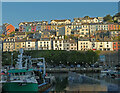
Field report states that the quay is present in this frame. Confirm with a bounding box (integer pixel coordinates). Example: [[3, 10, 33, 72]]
[[45, 68, 101, 73]]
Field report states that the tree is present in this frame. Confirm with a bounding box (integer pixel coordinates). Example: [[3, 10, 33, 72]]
[[103, 14, 113, 22], [113, 12, 120, 17], [15, 28, 19, 32], [84, 16, 90, 19]]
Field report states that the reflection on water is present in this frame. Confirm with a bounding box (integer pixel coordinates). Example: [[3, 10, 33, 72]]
[[49, 73, 120, 93]]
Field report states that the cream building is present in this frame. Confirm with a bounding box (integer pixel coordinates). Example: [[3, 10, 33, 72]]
[[78, 40, 92, 51], [37, 39, 51, 50], [50, 19, 71, 25], [25, 39, 36, 50], [53, 36, 64, 50], [78, 24, 89, 37], [15, 39, 26, 51], [73, 17, 99, 23], [3, 38, 15, 52], [95, 41, 113, 51]]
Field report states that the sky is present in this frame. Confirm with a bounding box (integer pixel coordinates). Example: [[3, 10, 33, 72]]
[[1, 0, 120, 2], [2, 2, 118, 28]]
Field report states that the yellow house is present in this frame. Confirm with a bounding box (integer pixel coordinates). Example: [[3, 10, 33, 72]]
[[15, 39, 26, 51]]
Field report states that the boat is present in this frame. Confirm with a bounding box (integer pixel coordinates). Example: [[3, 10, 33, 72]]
[[100, 69, 118, 78], [2, 48, 51, 93], [109, 71, 120, 79]]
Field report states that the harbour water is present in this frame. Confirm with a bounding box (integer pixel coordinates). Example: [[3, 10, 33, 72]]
[[48, 73, 120, 93]]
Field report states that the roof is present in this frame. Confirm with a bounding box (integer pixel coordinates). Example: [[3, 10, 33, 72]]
[[70, 40, 77, 43], [8, 69, 34, 73], [15, 32, 26, 35], [26, 39, 37, 42], [51, 19, 71, 22]]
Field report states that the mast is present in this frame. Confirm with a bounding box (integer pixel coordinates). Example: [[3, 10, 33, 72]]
[[17, 48, 23, 69]]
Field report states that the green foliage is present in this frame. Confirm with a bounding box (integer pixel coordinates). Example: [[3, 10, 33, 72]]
[[84, 16, 90, 19], [2, 50, 99, 66], [2, 51, 18, 66], [103, 14, 113, 22], [113, 12, 120, 17]]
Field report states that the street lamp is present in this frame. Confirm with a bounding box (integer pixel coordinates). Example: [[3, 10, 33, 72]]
[[67, 62, 69, 66]]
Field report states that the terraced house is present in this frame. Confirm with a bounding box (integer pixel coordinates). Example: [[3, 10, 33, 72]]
[[63, 39, 77, 51], [108, 23, 119, 31], [95, 41, 113, 51], [73, 17, 103, 24], [53, 36, 64, 50], [19, 21, 48, 32], [25, 39, 37, 50], [3, 37, 15, 51], [50, 19, 71, 25], [78, 40, 92, 51], [15, 39, 26, 51], [37, 38, 51, 50]]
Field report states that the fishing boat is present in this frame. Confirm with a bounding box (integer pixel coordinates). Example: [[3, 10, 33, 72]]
[[2, 48, 51, 93]]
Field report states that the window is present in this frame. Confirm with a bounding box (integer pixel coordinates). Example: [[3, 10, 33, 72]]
[[107, 45, 109, 47], [28, 45, 30, 47], [99, 49, 102, 50], [28, 42, 30, 44], [60, 44, 62, 46]]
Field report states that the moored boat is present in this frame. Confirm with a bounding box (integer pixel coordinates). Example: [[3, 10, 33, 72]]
[[2, 48, 51, 93]]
